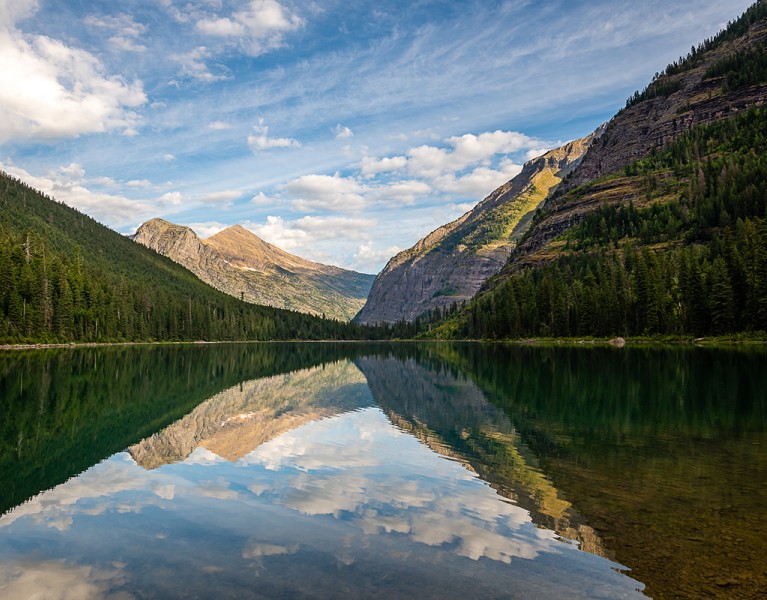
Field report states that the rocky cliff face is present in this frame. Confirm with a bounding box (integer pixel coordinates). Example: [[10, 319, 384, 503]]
[[133, 219, 374, 321], [355, 133, 600, 324], [506, 17, 767, 274], [567, 19, 767, 190]]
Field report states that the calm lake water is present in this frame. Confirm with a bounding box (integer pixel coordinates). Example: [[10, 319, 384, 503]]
[[0, 343, 765, 599]]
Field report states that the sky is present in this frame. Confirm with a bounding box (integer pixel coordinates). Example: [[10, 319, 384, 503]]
[[0, 0, 755, 273]]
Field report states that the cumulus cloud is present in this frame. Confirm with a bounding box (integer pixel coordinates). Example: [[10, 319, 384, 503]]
[[242, 215, 308, 252], [0, 3, 146, 141], [333, 124, 353, 139], [195, 0, 302, 56], [372, 180, 431, 206], [208, 121, 231, 130], [354, 242, 402, 269], [243, 214, 374, 253], [159, 191, 183, 206], [359, 155, 407, 178], [432, 161, 523, 197], [406, 130, 540, 179], [163, 153, 176, 162], [283, 173, 364, 212], [247, 118, 300, 151]]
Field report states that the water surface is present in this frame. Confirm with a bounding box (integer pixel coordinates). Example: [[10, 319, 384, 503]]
[[1, 343, 764, 598]]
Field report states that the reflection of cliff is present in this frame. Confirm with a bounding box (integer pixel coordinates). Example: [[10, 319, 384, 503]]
[[129, 361, 372, 468], [355, 356, 605, 557]]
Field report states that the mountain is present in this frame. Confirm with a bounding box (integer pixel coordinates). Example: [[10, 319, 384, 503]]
[[133, 219, 374, 321], [433, 1, 767, 339], [0, 172, 360, 343], [356, 133, 600, 325]]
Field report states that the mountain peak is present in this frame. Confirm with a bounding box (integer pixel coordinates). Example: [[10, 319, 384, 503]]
[[133, 217, 375, 320]]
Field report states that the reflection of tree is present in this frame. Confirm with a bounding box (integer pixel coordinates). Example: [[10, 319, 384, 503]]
[[425, 343, 767, 600], [0, 342, 362, 515], [129, 361, 372, 468], [356, 355, 607, 557]]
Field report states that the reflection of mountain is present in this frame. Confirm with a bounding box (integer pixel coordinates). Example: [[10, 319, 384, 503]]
[[355, 355, 606, 557], [129, 361, 373, 468]]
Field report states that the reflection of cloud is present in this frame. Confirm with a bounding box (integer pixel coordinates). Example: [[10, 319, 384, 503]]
[[0, 453, 173, 531], [0, 559, 133, 600], [242, 408, 555, 564], [242, 541, 298, 559], [183, 447, 226, 466]]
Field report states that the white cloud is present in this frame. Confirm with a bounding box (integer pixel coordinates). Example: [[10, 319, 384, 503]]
[[242, 215, 374, 256], [406, 130, 540, 179], [208, 121, 231, 130], [159, 191, 183, 206], [525, 146, 552, 161], [0, 4, 146, 141], [84, 13, 148, 53], [283, 173, 364, 212], [247, 118, 300, 151], [171, 46, 230, 83], [372, 180, 431, 205], [195, 0, 302, 56], [359, 155, 407, 178], [188, 221, 228, 239], [127, 179, 151, 188], [432, 161, 523, 197], [250, 191, 273, 206], [200, 189, 242, 206], [354, 242, 402, 269], [243, 215, 309, 252], [333, 123, 353, 139], [163, 153, 176, 162]]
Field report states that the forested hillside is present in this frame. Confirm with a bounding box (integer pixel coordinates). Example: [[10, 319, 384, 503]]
[[0, 173, 369, 343], [435, 104, 767, 339]]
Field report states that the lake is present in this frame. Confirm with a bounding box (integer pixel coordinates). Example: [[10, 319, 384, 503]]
[[0, 343, 765, 599]]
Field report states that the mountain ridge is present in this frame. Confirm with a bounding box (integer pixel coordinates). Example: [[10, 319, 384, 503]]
[[133, 218, 374, 321]]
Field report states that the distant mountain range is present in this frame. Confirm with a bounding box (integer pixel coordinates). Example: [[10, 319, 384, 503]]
[[356, 133, 601, 325], [133, 219, 374, 321]]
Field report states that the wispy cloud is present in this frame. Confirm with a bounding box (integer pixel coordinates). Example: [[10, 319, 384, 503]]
[[84, 13, 148, 53], [248, 118, 301, 152]]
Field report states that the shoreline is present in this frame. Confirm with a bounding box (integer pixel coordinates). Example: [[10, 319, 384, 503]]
[[2, 335, 766, 351]]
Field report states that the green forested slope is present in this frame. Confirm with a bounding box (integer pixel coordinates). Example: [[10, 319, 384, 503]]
[[0, 173, 365, 342], [434, 99, 767, 339]]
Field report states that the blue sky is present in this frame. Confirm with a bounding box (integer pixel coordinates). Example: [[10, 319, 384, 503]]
[[0, 0, 753, 272]]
